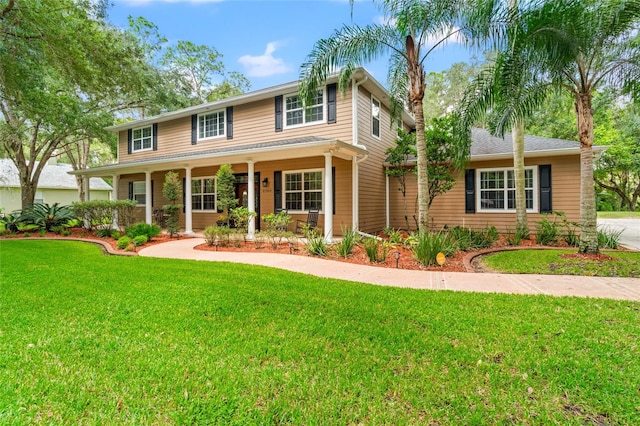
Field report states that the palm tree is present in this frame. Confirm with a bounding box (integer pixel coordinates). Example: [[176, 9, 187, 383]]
[[462, 0, 640, 254], [299, 0, 499, 231]]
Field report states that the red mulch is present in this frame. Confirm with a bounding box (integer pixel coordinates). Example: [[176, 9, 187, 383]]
[[194, 240, 468, 272]]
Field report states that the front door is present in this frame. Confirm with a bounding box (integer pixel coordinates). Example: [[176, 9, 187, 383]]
[[234, 173, 260, 230]]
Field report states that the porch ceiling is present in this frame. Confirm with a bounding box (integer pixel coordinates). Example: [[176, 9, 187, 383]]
[[71, 137, 367, 177]]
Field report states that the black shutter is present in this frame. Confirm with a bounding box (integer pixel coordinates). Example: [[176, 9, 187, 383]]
[[226, 106, 233, 139], [274, 171, 282, 211], [465, 169, 475, 213], [182, 177, 186, 213], [128, 182, 133, 200], [152, 123, 158, 151], [327, 83, 337, 124], [332, 166, 336, 215], [539, 165, 552, 213], [191, 114, 197, 145], [127, 129, 132, 154], [151, 180, 154, 207], [275, 95, 283, 132]]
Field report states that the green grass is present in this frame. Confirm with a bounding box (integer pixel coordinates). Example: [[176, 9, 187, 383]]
[[483, 249, 640, 277], [598, 211, 640, 218], [1, 240, 639, 424]]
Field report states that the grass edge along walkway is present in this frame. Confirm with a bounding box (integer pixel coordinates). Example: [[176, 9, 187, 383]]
[[1, 239, 639, 424]]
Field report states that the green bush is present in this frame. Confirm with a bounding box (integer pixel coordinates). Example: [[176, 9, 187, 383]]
[[448, 226, 498, 250], [38, 229, 46, 237], [20, 203, 75, 231], [117, 236, 131, 250], [506, 226, 529, 246], [363, 237, 392, 263], [60, 229, 72, 237], [535, 214, 560, 245], [0, 212, 24, 233], [411, 231, 456, 267], [304, 228, 328, 257], [73, 200, 138, 231], [230, 206, 256, 237], [111, 230, 121, 240], [336, 226, 360, 258], [96, 228, 114, 238], [383, 228, 404, 244], [203, 225, 232, 247], [125, 222, 161, 240], [598, 226, 623, 249], [262, 211, 292, 232], [132, 235, 148, 247]]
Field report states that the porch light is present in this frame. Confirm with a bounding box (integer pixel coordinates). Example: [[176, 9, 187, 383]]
[[262, 177, 269, 188]]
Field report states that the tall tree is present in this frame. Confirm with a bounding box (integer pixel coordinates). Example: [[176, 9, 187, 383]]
[[300, 0, 497, 231], [461, 0, 640, 253], [0, 0, 150, 208]]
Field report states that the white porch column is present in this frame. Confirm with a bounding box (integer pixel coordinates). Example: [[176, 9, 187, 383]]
[[145, 171, 152, 224], [324, 152, 334, 243], [84, 176, 91, 202], [247, 161, 255, 240], [111, 175, 119, 230], [184, 167, 194, 235]]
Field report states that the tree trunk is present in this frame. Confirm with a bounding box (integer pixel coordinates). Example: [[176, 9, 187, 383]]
[[576, 92, 598, 254], [512, 119, 528, 236], [406, 35, 428, 231]]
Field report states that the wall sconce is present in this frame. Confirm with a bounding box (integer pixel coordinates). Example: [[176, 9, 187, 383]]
[[262, 177, 269, 188]]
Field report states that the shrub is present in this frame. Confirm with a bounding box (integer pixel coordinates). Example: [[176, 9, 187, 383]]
[[336, 226, 360, 258], [411, 231, 456, 267], [535, 214, 560, 245], [125, 222, 161, 240], [253, 231, 267, 249], [262, 211, 292, 232], [203, 225, 232, 247], [305, 228, 328, 257], [162, 171, 183, 237], [21, 203, 75, 231], [96, 228, 114, 238], [448, 226, 498, 250], [0, 212, 24, 233], [364, 237, 392, 263], [598, 226, 623, 249], [230, 207, 256, 237], [117, 236, 131, 250], [506, 226, 529, 246], [73, 200, 138, 231], [133, 235, 149, 247], [38, 229, 46, 237], [23, 232, 32, 237], [60, 229, 72, 237], [384, 228, 404, 244], [111, 230, 122, 240]]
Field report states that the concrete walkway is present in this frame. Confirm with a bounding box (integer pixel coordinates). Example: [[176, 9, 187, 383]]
[[139, 238, 640, 301]]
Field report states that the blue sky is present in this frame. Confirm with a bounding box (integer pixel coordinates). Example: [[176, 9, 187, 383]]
[[110, 0, 475, 91]]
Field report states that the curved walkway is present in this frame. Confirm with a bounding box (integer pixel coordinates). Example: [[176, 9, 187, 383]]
[[139, 238, 640, 301]]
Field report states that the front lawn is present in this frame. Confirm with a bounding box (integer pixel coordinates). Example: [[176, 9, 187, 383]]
[[1, 240, 639, 424], [598, 211, 640, 218], [482, 249, 640, 277]]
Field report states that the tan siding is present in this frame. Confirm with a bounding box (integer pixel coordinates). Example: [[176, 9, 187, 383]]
[[118, 89, 354, 163], [389, 155, 581, 233], [357, 87, 396, 233]]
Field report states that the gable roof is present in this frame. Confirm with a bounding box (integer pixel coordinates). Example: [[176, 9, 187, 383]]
[[385, 128, 606, 165], [0, 159, 112, 191], [106, 68, 414, 132]]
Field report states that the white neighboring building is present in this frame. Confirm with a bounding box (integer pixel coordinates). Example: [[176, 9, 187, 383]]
[[0, 159, 112, 213]]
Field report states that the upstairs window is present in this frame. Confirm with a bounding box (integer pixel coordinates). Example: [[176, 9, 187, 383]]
[[371, 96, 381, 138], [198, 110, 225, 140], [285, 90, 324, 127], [478, 167, 536, 212], [132, 126, 153, 152], [284, 170, 323, 212]]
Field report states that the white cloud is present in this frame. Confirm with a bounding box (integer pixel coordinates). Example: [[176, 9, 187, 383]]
[[423, 25, 466, 48], [238, 42, 292, 78]]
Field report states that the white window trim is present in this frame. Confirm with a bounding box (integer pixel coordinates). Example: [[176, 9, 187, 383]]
[[133, 181, 146, 207], [197, 110, 226, 141], [371, 95, 381, 139], [191, 176, 218, 213], [283, 168, 324, 214], [131, 125, 153, 153], [283, 88, 326, 129], [476, 166, 538, 213]]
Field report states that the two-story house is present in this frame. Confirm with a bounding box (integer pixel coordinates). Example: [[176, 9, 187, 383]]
[[73, 68, 413, 241], [73, 67, 598, 240]]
